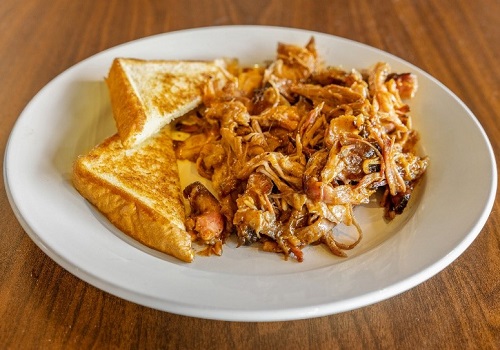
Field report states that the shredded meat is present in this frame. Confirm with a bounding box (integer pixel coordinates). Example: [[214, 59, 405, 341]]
[[174, 37, 428, 261]]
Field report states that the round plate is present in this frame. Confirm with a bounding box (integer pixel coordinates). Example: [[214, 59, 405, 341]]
[[4, 26, 496, 321]]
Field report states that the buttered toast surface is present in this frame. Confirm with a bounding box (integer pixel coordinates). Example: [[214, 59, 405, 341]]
[[73, 127, 194, 262], [107, 58, 226, 148]]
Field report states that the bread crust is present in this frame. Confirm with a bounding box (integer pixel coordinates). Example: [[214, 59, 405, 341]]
[[72, 131, 194, 263], [106, 59, 148, 148]]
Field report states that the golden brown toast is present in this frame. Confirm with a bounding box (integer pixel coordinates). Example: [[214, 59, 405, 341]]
[[73, 126, 194, 262], [106, 58, 227, 148]]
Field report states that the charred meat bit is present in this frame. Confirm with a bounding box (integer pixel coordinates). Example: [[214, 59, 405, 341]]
[[183, 182, 225, 254]]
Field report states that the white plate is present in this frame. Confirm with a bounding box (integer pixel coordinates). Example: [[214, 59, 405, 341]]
[[4, 26, 497, 321]]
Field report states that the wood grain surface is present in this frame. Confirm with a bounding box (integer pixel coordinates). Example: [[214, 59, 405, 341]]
[[1, 0, 499, 348]]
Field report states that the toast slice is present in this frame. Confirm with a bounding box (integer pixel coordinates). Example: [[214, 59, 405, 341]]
[[106, 58, 227, 148], [73, 126, 194, 262]]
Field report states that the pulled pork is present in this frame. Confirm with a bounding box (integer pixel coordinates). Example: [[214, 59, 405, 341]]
[[175, 38, 428, 261]]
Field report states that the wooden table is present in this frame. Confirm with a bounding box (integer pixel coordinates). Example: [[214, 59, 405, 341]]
[[1, 0, 499, 348]]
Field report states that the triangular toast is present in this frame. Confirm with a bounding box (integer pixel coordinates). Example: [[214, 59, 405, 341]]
[[106, 58, 227, 148], [73, 126, 194, 262]]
